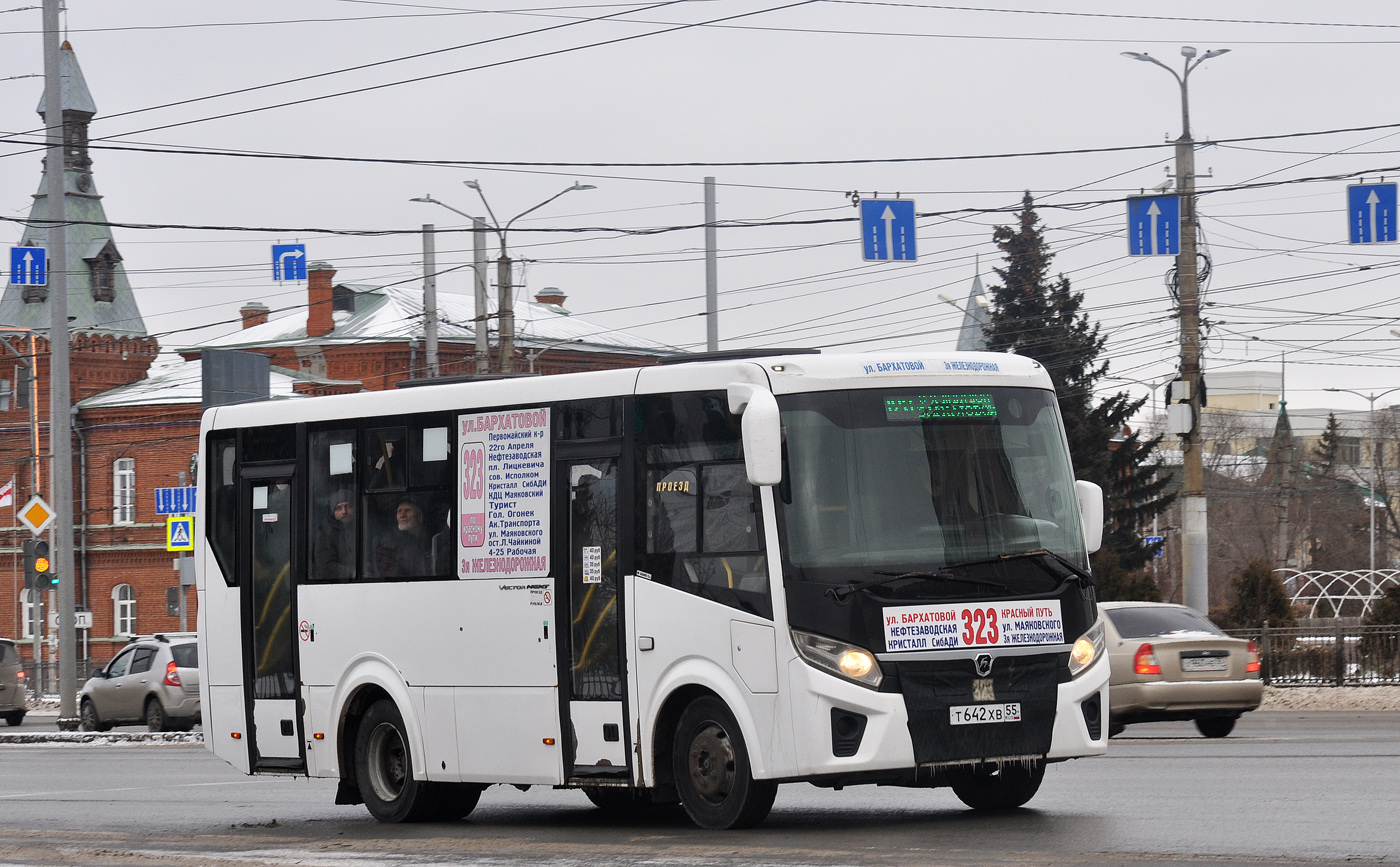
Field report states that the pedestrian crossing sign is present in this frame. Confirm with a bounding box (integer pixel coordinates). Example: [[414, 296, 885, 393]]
[[166, 515, 194, 551]]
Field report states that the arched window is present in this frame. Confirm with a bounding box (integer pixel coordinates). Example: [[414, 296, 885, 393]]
[[20, 589, 38, 639], [112, 584, 135, 636]]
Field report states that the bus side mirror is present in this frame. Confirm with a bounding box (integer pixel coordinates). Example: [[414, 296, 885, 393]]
[[1075, 479, 1104, 554], [727, 382, 783, 487]]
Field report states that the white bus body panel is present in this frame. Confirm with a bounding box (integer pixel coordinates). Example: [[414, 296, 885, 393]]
[[297, 579, 561, 784], [626, 573, 790, 784]]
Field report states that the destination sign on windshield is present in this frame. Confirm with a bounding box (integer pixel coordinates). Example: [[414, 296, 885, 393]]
[[885, 393, 998, 421]]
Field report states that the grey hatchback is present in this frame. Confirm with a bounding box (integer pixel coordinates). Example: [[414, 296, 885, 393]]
[[79, 633, 201, 732], [1, 638, 25, 726]]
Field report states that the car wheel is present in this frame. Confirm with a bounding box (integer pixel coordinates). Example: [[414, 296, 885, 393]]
[[947, 760, 1046, 810], [671, 696, 777, 830], [355, 698, 436, 822], [3, 710, 24, 726], [80, 699, 110, 733], [1108, 719, 1126, 738], [1195, 716, 1236, 738], [145, 698, 169, 732]]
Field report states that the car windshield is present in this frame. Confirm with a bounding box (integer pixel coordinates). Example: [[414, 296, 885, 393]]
[[170, 644, 198, 668], [1105, 606, 1223, 639], [774, 386, 1087, 595]]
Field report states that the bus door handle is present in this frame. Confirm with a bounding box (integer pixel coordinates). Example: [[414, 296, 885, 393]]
[[638, 636, 655, 651]]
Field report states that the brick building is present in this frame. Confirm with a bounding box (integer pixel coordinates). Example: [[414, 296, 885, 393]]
[[1, 44, 676, 678]]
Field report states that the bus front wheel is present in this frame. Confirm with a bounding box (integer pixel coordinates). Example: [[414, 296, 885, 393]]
[[355, 699, 438, 822], [671, 696, 777, 830]]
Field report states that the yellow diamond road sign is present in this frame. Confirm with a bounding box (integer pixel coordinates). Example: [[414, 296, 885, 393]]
[[17, 495, 54, 534], [166, 516, 194, 552]]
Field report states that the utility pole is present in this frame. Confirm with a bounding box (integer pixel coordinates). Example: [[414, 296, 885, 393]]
[[704, 177, 718, 352], [1124, 45, 1229, 614], [43, 0, 79, 729], [473, 217, 489, 374], [421, 224, 439, 377], [497, 246, 515, 374]]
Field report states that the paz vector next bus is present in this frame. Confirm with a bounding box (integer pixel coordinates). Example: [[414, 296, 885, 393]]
[[196, 350, 1109, 829]]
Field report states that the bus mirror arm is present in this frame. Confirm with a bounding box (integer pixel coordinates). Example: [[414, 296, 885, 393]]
[[727, 382, 783, 487], [1074, 479, 1104, 555]]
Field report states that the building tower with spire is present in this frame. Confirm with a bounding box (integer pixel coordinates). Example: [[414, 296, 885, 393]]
[[0, 41, 158, 404]]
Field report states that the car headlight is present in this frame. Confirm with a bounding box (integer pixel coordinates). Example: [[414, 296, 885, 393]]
[[1069, 618, 1105, 678], [791, 629, 884, 689]]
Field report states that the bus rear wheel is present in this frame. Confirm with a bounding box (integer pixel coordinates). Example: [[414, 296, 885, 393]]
[[947, 760, 1045, 811], [672, 696, 777, 830], [355, 699, 440, 822]]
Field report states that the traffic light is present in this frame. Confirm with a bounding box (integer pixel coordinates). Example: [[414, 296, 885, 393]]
[[22, 539, 52, 589]]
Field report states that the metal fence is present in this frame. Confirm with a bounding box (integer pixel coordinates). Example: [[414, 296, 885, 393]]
[[1224, 624, 1400, 687], [17, 659, 95, 701]]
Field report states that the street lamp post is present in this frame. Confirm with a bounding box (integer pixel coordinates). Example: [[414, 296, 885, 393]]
[[413, 182, 594, 374], [411, 196, 490, 373], [462, 180, 595, 373], [1123, 45, 1229, 614], [1324, 386, 1400, 581]]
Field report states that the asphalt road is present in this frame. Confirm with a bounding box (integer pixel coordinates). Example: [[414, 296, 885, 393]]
[[0, 711, 1396, 866]]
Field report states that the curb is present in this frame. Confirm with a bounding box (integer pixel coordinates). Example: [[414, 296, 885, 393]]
[[0, 731, 204, 745]]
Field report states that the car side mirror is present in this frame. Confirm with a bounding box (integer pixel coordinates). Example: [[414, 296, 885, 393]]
[[727, 382, 782, 486], [89, 666, 106, 680], [1075, 479, 1104, 554]]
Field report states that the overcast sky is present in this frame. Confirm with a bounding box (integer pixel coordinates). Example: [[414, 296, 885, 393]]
[[2, 1, 1399, 415]]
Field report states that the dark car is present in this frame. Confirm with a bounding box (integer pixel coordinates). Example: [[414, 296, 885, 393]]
[[79, 633, 200, 732]]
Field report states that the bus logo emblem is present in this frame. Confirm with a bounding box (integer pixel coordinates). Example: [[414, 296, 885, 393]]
[[974, 654, 993, 677]]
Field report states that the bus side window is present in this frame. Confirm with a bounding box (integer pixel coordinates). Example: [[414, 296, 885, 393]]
[[645, 461, 770, 620], [362, 416, 455, 581], [309, 429, 358, 582], [206, 432, 238, 587]]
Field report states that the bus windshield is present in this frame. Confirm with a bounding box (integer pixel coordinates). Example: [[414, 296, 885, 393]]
[[775, 387, 1087, 593]]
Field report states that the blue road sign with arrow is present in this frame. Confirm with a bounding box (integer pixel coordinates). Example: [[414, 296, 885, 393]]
[[9, 246, 46, 286], [272, 244, 308, 281], [860, 199, 917, 262], [1126, 195, 1180, 256], [1347, 183, 1397, 244]]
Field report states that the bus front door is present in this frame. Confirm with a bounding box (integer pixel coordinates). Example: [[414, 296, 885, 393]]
[[561, 456, 630, 781], [242, 470, 304, 770]]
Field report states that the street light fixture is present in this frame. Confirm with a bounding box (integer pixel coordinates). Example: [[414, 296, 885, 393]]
[[1123, 44, 1229, 614], [415, 181, 595, 373], [1324, 386, 1400, 581]]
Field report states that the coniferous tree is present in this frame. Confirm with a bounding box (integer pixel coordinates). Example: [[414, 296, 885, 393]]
[[1312, 413, 1342, 477], [983, 193, 1175, 588], [1216, 559, 1296, 629]]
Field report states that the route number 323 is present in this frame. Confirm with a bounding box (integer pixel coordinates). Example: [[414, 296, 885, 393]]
[[961, 607, 1000, 645]]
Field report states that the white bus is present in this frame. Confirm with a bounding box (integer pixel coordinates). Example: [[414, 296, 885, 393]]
[[196, 350, 1110, 829]]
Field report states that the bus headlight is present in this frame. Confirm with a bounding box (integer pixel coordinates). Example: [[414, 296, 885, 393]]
[[792, 629, 883, 689], [1069, 619, 1105, 678]]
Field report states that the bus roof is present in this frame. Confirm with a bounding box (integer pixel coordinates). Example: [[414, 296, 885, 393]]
[[201, 350, 1053, 431]]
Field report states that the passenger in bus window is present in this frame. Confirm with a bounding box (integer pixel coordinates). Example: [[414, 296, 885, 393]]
[[374, 496, 431, 577], [312, 489, 356, 581]]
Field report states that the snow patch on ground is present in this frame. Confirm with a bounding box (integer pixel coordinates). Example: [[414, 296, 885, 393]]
[[1259, 685, 1400, 712]]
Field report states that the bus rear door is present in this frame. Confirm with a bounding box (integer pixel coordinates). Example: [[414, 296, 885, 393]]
[[241, 466, 304, 770]]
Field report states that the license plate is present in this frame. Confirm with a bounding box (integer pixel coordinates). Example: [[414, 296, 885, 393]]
[[949, 702, 1022, 726], [1181, 655, 1228, 672]]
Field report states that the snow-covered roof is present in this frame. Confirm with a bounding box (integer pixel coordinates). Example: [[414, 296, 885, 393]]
[[179, 286, 677, 356], [76, 354, 351, 409]]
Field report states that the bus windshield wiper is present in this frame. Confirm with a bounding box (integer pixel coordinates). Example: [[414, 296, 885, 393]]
[[827, 570, 1009, 605], [943, 548, 1096, 588]]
